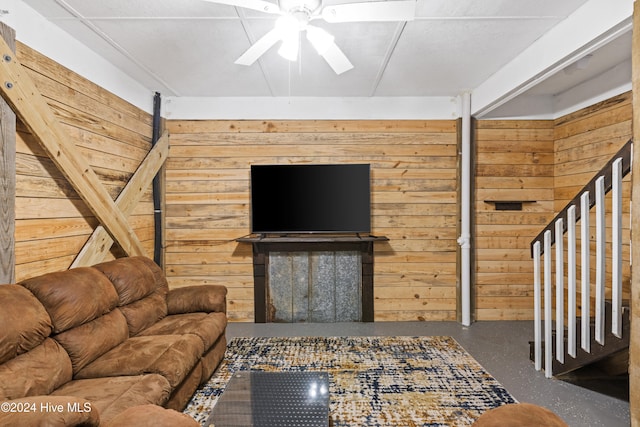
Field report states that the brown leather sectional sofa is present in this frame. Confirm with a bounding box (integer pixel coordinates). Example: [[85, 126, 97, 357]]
[[0, 256, 227, 426]]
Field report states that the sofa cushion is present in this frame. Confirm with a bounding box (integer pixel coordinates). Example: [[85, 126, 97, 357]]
[[94, 256, 171, 335], [200, 336, 227, 385], [0, 285, 52, 364], [94, 256, 167, 306], [74, 335, 204, 388], [54, 309, 129, 374], [165, 360, 203, 411], [136, 256, 170, 292], [20, 267, 119, 333], [0, 338, 72, 400], [137, 312, 227, 350], [167, 285, 227, 315], [52, 374, 171, 425], [119, 291, 168, 336]]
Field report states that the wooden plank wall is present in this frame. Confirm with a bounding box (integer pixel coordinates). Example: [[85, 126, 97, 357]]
[[164, 120, 460, 322], [5, 42, 632, 322], [474, 92, 633, 321], [12, 43, 154, 281], [553, 91, 633, 302], [474, 121, 555, 320]]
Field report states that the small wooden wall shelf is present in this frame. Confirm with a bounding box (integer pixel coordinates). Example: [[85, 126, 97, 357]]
[[484, 200, 536, 211], [236, 234, 389, 323]]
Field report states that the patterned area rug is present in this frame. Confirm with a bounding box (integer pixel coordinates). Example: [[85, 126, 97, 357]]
[[184, 336, 517, 426]]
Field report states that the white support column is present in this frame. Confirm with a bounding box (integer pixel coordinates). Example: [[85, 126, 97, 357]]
[[581, 191, 591, 353], [567, 205, 577, 358], [533, 240, 542, 371], [458, 92, 472, 327], [555, 218, 565, 363], [612, 158, 623, 338], [544, 230, 553, 378], [595, 176, 606, 346]]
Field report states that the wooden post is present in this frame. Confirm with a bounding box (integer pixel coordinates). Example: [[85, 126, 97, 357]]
[[0, 23, 15, 284], [630, 1, 640, 425]]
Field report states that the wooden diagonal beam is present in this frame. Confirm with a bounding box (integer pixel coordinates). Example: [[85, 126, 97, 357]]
[[71, 131, 169, 268], [0, 36, 145, 258]]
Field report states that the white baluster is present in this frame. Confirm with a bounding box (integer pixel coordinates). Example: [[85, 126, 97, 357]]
[[567, 205, 577, 358], [612, 158, 623, 338], [544, 230, 552, 378], [533, 240, 542, 371], [555, 218, 564, 363], [595, 176, 605, 346], [580, 191, 590, 353]]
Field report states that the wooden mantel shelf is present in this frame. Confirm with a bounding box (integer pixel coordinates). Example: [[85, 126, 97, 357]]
[[236, 234, 389, 244]]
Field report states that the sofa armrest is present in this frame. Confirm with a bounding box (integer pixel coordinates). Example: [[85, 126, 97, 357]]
[[167, 285, 227, 315], [0, 396, 100, 427]]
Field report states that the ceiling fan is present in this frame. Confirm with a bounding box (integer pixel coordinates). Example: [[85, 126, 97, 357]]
[[201, 0, 417, 74]]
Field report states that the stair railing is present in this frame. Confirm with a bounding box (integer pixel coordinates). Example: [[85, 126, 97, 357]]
[[530, 139, 632, 378]]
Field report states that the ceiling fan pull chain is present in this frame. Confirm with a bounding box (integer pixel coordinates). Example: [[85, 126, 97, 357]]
[[288, 58, 292, 98], [298, 35, 303, 75]]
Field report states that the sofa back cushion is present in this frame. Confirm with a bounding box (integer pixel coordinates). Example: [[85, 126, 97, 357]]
[[119, 292, 168, 336], [94, 256, 166, 305], [20, 267, 119, 333], [0, 285, 53, 365], [0, 338, 72, 400], [55, 309, 129, 373], [94, 257, 168, 335]]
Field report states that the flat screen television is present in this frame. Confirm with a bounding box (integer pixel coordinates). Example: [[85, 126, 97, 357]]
[[250, 164, 371, 234]]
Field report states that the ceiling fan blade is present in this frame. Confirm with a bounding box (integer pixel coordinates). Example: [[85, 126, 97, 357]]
[[235, 28, 282, 65], [201, 0, 281, 15], [320, 42, 354, 75], [322, 0, 416, 23]]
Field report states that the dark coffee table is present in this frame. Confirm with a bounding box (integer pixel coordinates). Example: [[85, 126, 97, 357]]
[[205, 371, 330, 427]]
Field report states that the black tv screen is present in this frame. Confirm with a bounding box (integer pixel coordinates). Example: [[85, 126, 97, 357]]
[[250, 164, 371, 234]]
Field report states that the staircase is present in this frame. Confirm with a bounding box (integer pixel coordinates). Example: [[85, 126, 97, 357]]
[[530, 301, 630, 376], [529, 139, 632, 379]]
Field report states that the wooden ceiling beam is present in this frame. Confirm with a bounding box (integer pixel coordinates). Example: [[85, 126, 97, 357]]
[[71, 131, 169, 268], [0, 36, 146, 258]]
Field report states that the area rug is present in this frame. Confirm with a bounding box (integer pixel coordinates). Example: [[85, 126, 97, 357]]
[[184, 336, 517, 426]]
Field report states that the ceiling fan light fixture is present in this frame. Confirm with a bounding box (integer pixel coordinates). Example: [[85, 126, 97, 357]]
[[278, 35, 299, 61], [275, 14, 300, 61], [275, 14, 299, 34], [306, 25, 334, 55]]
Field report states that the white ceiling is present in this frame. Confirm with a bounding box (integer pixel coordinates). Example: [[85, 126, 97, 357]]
[[10, 0, 635, 117]]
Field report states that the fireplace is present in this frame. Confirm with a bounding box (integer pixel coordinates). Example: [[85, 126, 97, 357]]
[[268, 250, 361, 322], [237, 235, 388, 322]]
